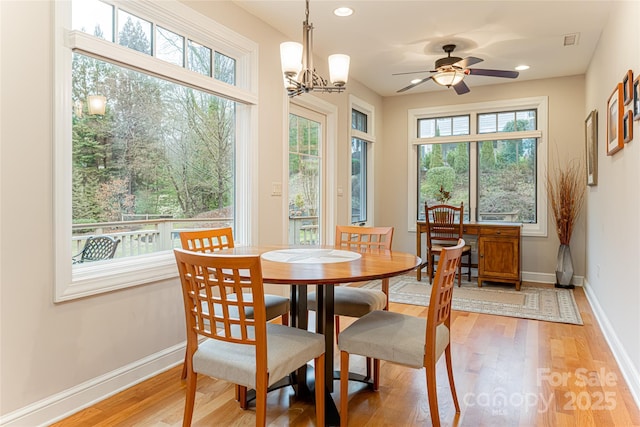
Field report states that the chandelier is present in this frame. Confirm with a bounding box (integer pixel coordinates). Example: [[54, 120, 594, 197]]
[[280, 0, 350, 97]]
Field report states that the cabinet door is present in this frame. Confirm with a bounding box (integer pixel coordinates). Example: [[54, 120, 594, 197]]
[[478, 235, 519, 280]]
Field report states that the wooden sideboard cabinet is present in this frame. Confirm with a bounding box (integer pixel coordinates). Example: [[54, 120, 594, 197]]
[[416, 221, 522, 290]]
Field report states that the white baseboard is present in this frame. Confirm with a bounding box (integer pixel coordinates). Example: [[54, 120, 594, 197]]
[[583, 279, 640, 411], [521, 270, 584, 286], [0, 344, 185, 427]]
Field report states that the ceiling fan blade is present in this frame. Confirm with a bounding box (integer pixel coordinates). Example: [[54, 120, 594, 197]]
[[453, 56, 483, 69], [453, 80, 470, 95], [397, 76, 433, 93], [392, 70, 431, 76], [467, 68, 519, 78]]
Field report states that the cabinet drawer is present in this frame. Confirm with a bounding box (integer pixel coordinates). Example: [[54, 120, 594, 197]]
[[479, 226, 520, 237]]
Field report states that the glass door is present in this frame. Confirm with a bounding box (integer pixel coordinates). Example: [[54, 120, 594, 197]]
[[288, 104, 325, 245]]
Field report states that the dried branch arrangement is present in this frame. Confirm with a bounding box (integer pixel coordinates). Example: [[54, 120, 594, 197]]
[[546, 160, 585, 245]]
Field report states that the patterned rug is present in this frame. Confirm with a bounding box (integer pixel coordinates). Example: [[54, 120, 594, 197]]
[[360, 274, 583, 325]]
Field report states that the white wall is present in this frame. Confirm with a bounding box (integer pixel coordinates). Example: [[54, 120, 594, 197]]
[[583, 0, 640, 406]]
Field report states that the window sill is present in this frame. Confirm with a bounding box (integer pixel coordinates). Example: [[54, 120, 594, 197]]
[[56, 251, 178, 302]]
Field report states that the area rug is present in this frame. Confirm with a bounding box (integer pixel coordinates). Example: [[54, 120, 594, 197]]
[[359, 275, 583, 325]]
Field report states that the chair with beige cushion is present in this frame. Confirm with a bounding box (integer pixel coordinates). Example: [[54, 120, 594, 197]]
[[425, 203, 472, 286], [338, 239, 465, 427], [178, 228, 290, 391], [307, 225, 393, 377], [174, 248, 325, 426]]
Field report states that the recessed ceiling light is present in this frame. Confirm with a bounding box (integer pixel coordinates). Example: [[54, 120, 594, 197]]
[[515, 65, 530, 71], [334, 7, 353, 17], [410, 78, 423, 84]]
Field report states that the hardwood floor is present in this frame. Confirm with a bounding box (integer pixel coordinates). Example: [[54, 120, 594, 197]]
[[51, 285, 640, 426]]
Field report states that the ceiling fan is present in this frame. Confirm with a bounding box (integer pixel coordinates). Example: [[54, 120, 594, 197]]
[[395, 44, 519, 95]]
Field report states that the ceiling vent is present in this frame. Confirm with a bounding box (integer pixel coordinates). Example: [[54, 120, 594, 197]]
[[563, 33, 580, 46]]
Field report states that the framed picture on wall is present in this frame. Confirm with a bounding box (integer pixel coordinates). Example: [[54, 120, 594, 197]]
[[585, 110, 598, 186], [634, 75, 640, 121], [623, 110, 633, 143], [607, 83, 624, 155], [622, 70, 633, 106]]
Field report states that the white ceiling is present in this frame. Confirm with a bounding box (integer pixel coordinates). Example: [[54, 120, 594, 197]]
[[232, 0, 613, 97]]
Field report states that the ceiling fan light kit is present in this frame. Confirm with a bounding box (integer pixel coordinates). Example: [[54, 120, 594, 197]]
[[280, 0, 350, 97], [396, 44, 519, 95], [432, 70, 465, 87]]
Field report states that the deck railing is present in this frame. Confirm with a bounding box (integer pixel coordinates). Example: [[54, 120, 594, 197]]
[[72, 216, 320, 261], [72, 218, 233, 259], [288, 216, 319, 245]]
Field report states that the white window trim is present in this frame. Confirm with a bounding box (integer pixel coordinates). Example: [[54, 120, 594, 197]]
[[54, 0, 258, 302], [349, 95, 376, 226], [407, 96, 548, 237]]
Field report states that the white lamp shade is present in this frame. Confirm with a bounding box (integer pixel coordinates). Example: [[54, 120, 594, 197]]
[[280, 42, 303, 76], [87, 95, 107, 115], [432, 70, 464, 87], [328, 54, 350, 86]]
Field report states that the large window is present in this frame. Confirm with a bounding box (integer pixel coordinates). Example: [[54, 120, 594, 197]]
[[409, 97, 547, 237], [351, 109, 368, 224], [350, 96, 376, 225], [55, 0, 258, 301]]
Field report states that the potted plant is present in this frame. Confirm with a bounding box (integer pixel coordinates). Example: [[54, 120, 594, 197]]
[[546, 159, 585, 289], [436, 185, 451, 203]]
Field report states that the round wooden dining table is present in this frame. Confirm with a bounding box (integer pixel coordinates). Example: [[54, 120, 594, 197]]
[[216, 245, 421, 426]]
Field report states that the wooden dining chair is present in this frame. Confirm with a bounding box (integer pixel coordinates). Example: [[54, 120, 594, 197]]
[[425, 203, 472, 286], [178, 228, 290, 386], [338, 239, 465, 427], [174, 249, 325, 427], [307, 225, 393, 377]]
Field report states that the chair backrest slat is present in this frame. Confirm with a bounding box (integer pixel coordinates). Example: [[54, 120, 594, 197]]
[[174, 248, 266, 347], [425, 203, 464, 246], [179, 228, 235, 253], [424, 239, 464, 361], [335, 225, 394, 252]]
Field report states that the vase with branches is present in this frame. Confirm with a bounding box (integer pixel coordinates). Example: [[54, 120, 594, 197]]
[[546, 159, 585, 288]]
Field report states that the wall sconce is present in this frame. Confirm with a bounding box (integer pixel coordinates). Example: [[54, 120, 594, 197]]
[[87, 95, 107, 115]]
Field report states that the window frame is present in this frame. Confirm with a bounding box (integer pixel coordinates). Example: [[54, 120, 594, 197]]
[[54, 0, 259, 302], [407, 96, 548, 237], [349, 95, 376, 226]]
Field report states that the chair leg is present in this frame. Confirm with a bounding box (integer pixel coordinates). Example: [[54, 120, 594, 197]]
[[373, 358, 380, 391], [425, 359, 441, 427], [340, 351, 350, 427], [281, 312, 289, 326], [467, 251, 472, 281], [315, 353, 325, 427], [182, 372, 197, 427], [255, 378, 267, 426], [335, 315, 341, 341], [180, 352, 188, 380], [445, 345, 460, 413], [238, 385, 248, 409], [457, 262, 462, 287]]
